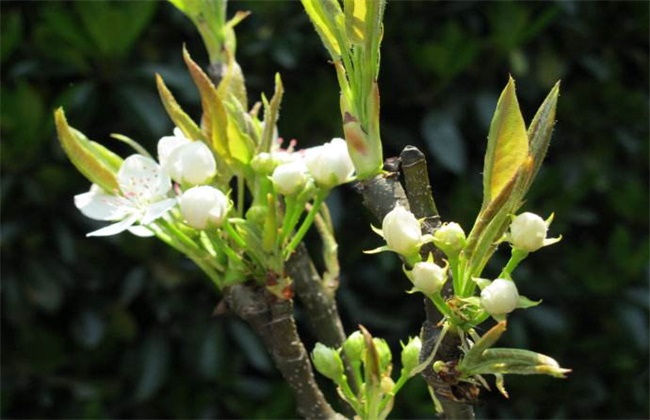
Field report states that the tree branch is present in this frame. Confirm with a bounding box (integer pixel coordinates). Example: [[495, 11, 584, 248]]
[[400, 146, 475, 420], [225, 284, 340, 419]]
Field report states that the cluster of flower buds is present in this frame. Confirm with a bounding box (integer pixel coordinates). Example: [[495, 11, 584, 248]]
[[257, 137, 355, 197], [311, 328, 422, 419]]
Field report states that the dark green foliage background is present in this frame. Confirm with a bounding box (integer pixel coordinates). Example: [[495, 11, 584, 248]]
[[2, 1, 648, 418]]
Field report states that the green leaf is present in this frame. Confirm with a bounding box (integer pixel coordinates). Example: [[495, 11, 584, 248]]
[[54, 108, 121, 192], [301, 0, 343, 58], [526, 81, 560, 189], [155, 73, 204, 141], [482, 76, 529, 211], [169, 0, 226, 64], [461, 348, 570, 378], [182, 46, 230, 161], [258, 73, 284, 154], [344, 0, 366, 45]]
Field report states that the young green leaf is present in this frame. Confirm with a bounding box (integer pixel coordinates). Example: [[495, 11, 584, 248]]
[[258, 73, 284, 154], [155, 73, 204, 142], [54, 108, 121, 193], [526, 81, 560, 189], [481, 76, 529, 211], [301, 0, 343, 59], [183, 46, 230, 161]]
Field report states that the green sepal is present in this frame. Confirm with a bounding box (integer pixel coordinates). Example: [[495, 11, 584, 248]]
[[155, 73, 204, 141], [54, 108, 121, 193], [517, 295, 541, 309]]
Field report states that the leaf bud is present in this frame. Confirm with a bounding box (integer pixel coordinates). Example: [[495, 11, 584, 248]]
[[179, 186, 229, 229], [480, 278, 520, 316]]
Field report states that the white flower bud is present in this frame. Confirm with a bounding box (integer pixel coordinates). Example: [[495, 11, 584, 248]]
[[410, 261, 447, 295], [272, 160, 309, 195], [305, 138, 354, 188], [179, 186, 228, 229], [480, 278, 519, 315], [382, 205, 423, 257], [433, 222, 466, 257], [166, 141, 217, 186], [509, 212, 548, 252]]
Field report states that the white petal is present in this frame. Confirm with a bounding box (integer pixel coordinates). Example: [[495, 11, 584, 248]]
[[74, 189, 131, 221], [141, 198, 178, 225], [128, 225, 156, 237], [86, 213, 139, 237], [118, 155, 171, 203]]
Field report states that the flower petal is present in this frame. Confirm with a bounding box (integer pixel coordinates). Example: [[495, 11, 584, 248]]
[[128, 225, 156, 237], [86, 213, 139, 237], [141, 198, 178, 225], [74, 187, 131, 221], [118, 155, 171, 203]]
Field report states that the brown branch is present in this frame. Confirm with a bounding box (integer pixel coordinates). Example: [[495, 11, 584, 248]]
[[225, 284, 340, 419], [400, 146, 475, 420]]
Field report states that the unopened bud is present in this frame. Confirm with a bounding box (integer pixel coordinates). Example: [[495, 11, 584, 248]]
[[509, 212, 547, 252], [342, 331, 365, 363], [382, 205, 424, 257], [272, 160, 309, 195], [400, 336, 422, 376], [409, 261, 447, 296], [311, 343, 344, 381], [433, 222, 466, 257], [179, 186, 229, 229], [480, 278, 519, 316], [373, 337, 392, 374], [305, 138, 355, 188]]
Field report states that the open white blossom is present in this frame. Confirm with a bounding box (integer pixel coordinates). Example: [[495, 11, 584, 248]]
[[74, 155, 177, 237]]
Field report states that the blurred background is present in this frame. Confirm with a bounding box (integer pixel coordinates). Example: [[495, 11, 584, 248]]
[[1, 1, 648, 418]]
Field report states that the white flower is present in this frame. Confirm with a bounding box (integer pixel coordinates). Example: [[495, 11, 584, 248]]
[[433, 222, 466, 257], [410, 261, 447, 295], [158, 128, 217, 185], [272, 160, 309, 195], [179, 186, 229, 229], [508, 212, 560, 252], [480, 278, 520, 315], [74, 155, 177, 237], [382, 205, 425, 257], [305, 138, 355, 188]]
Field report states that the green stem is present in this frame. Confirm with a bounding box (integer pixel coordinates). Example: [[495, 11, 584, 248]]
[[284, 191, 326, 259], [499, 248, 529, 278]]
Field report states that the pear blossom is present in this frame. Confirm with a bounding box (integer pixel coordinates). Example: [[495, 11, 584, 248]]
[[272, 160, 309, 195], [311, 343, 344, 381], [158, 128, 217, 185], [305, 138, 355, 188], [508, 212, 561, 252], [480, 278, 520, 316], [179, 186, 229, 229], [74, 155, 177, 237]]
